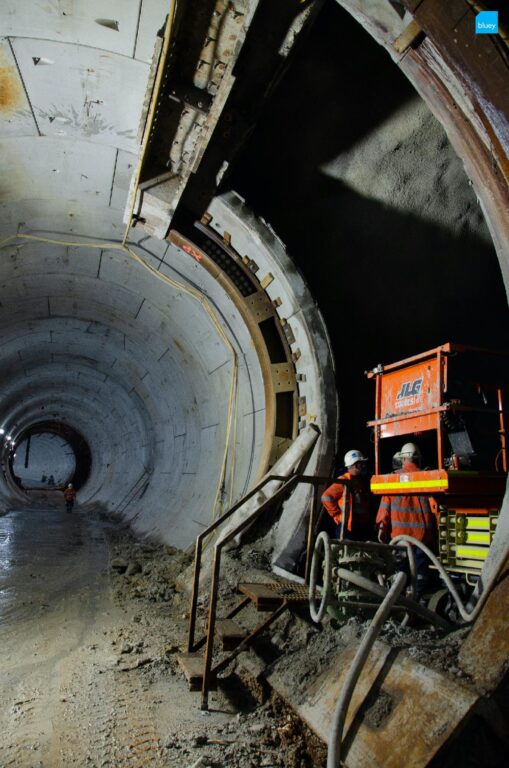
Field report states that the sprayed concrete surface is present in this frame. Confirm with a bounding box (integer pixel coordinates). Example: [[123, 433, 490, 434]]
[[0, 502, 324, 768]]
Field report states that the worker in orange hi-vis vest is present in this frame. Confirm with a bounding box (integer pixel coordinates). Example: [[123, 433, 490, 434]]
[[321, 449, 372, 540], [63, 483, 77, 513], [376, 442, 436, 594]]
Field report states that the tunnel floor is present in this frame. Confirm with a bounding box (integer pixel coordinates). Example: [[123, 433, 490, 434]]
[[0, 502, 226, 767], [0, 502, 322, 768], [0, 504, 504, 768]]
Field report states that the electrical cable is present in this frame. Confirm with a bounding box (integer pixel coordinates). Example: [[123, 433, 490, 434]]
[[390, 534, 507, 623], [334, 567, 450, 630], [327, 572, 407, 768], [393, 538, 417, 627], [0, 231, 239, 526]]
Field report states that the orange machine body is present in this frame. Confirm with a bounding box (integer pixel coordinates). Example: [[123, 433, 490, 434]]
[[367, 344, 508, 573]]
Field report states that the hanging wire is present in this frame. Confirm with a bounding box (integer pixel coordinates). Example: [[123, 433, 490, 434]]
[[0, 231, 239, 527]]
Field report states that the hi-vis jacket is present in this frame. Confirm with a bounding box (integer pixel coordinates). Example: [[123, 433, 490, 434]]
[[376, 494, 434, 543], [376, 461, 435, 543], [321, 472, 371, 532], [63, 487, 76, 502]]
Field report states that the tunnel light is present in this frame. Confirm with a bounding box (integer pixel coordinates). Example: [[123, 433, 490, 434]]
[[6, 435, 12, 441], [0, 428, 4, 435]]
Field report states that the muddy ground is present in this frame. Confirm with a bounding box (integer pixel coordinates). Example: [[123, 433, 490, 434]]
[[0, 502, 326, 768], [0, 499, 487, 768]]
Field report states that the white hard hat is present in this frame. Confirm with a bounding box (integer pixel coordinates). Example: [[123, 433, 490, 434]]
[[400, 442, 421, 460], [344, 449, 367, 468], [68, 483, 73, 488]]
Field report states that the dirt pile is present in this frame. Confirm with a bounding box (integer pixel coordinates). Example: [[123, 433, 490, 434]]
[[380, 623, 472, 680], [107, 526, 327, 767], [160, 693, 326, 768], [110, 534, 193, 603], [106, 524, 476, 768]]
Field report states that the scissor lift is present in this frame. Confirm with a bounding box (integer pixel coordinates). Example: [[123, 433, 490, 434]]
[[367, 343, 508, 575]]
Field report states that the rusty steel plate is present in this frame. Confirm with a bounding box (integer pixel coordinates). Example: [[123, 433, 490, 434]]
[[266, 640, 478, 768], [458, 557, 509, 690]]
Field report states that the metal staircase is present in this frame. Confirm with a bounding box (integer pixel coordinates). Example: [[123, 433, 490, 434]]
[[177, 461, 329, 709]]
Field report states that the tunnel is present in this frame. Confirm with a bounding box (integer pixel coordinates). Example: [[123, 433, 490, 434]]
[[0, 1, 508, 766], [10, 421, 91, 491]]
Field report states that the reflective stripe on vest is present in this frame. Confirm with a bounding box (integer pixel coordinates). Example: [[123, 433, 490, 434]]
[[389, 503, 430, 515], [391, 520, 427, 529]]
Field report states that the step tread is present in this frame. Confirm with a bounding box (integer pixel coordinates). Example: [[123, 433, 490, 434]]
[[177, 652, 217, 692], [215, 618, 247, 639], [238, 581, 309, 610]]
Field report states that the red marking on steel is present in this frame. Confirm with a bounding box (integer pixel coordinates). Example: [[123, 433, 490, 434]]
[[182, 243, 202, 261]]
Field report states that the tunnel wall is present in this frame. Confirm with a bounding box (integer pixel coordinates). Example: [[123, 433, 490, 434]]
[[333, 0, 509, 290], [0, 194, 336, 551], [0, 233, 264, 546], [13, 432, 76, 487]]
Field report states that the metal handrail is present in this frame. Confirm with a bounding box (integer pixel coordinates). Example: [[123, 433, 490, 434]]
[[187, 473, 287, 655], [187, 472, 330, 654], [187, 469, 331, 710]]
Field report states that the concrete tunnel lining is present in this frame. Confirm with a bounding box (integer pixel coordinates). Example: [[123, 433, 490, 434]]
[[0, 236, 256, 545], [0, 223, 335, 550], [0, 0, 505, 574], [0, 369, 152, 505], [0, 1, 508, 764], [12, 427, 83, 489], [0, 0, 337, 559]]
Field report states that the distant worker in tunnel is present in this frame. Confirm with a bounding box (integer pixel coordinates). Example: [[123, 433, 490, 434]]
[[376, 442, 435, 595], [63, 483, 76, 513], [321, 449, 373, 540]]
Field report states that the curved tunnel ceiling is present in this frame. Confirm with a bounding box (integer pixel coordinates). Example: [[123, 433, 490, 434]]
[[0, 0, 508, 560], [0, 2, 508, 763], [0, 0, 261, 543], [0, 227, 306, 547], [0, 0, 336, 551]]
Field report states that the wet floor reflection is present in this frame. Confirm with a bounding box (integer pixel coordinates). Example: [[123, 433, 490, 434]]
[[0, 501, 120, 766], [0, 501, 110, 630]]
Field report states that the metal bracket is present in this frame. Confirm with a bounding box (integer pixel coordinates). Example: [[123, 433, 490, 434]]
[[168, 80, 213, 115], [271, 362, 296, 393]]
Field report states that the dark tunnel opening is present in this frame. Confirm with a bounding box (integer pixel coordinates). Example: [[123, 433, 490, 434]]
[[226, 0, 509, 462], [9, 421, 92, 493]]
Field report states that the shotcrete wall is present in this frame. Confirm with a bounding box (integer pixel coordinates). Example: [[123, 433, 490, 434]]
[[229, 1, 509, 451]]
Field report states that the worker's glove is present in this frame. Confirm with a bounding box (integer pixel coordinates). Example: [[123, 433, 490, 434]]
[[377, 527, 386, 544]]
